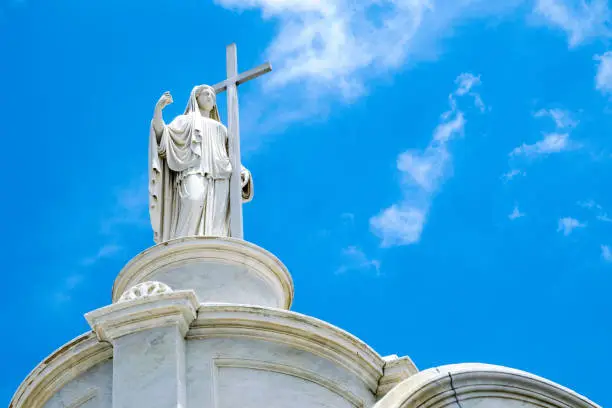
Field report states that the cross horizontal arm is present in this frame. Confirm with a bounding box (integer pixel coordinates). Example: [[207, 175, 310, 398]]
[[213, 62, 272, 94]]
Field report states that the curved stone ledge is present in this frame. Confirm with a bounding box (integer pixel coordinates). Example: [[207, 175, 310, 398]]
[[374, 363, 600, 408], [9, 332, 112, 408], [11, 303, 389, 408], [188, 304, 386, 392], [112, 237, 294, 309]]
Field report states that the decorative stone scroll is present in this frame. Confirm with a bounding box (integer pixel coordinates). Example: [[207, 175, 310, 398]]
[[118, 281, 173, 303]]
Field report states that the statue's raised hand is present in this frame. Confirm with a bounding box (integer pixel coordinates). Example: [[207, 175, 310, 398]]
[[156, 91, 174, 110]]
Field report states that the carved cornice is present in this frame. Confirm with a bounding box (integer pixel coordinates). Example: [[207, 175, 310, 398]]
[[9, 332, 112, 408], [373, 363, 601, 408], [12, 301, 422, 408], [213, 358, 366, 408], [112, 237, 294, 309], [86, 290, 199, 342], [377, 355, 419, 398], [188, 304, 386, 392]]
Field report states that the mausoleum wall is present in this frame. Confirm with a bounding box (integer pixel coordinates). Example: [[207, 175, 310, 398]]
[[42, 361, 112, 408]]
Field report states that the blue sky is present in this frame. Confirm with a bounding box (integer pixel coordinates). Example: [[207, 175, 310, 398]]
[[1, 0, 611, 405]]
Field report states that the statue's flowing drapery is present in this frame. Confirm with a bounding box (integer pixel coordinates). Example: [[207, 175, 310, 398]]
[[148, 86, 253, 243]]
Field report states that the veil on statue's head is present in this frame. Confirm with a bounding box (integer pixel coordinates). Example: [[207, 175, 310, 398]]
[[184, 84, 221, 122]]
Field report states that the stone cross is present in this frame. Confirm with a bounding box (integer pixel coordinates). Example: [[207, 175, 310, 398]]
[[212, 43, 272, 240]]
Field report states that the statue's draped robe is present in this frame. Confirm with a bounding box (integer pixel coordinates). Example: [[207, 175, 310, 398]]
[[149, 100, 253, 243]]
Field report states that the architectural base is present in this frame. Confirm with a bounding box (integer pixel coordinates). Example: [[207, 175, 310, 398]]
[[10, 240, 601, 408], [112, 237, 294, 309]]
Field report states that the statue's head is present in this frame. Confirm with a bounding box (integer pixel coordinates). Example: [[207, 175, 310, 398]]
[[185, 84, 221, 122], [196, 85, 216, 112]]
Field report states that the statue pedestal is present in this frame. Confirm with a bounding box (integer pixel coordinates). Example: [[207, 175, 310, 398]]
[[112, 237, 294, 310]]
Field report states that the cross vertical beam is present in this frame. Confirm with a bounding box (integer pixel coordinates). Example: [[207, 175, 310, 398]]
[[212, 44, 272, 240], [225, 44, 243, 239]]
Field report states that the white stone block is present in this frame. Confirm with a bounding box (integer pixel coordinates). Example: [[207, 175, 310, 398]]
[[112, 326, 186, 408]]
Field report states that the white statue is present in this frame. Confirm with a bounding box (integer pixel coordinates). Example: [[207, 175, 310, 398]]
[[148, 85, 253, 243]]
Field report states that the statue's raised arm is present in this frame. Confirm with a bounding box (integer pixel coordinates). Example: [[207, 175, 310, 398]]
[[151, 91, 173, 141]]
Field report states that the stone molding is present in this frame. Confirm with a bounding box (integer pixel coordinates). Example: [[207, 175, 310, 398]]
[[373, 363, 601, 408], [188, 304, 386, 393], [377, 355, 419, 398], [111, 237, 294, 309], [9, 332, 112, 408], [11, 301, 422, 408], [86, 290, 199, 343], [212, 358, 366, 408]]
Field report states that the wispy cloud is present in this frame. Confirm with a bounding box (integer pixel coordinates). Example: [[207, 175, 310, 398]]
[[502, 169, 525, 182], [557, 217, 586, 236], [217, 0, 431, 101], [455, 73, 486, 112], [595, 51, 612, 94], [578, 199, 602, 210], [336, 246, 381, 275], [601, 245, 612, 262], [509, 108, 578, 159], [370, 205, 427, 247], [370, 73, 482, 247], [510, 132, 571, 157], [578, 200, 612, 222], [52, 274, 85, 304], [215, 0, 518, 134], [509, 205, 526, 220], [81, 244, 122, 266], [534, 108, 578, 129], [101, 176, 150, 235], [596, 213, 612, 222], [533, 0, 612, 47]]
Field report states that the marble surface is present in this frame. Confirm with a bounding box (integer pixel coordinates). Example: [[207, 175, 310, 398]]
[[373, 363, 601, 408], [113, 326, 186, 408], [112, 237, 293, 309], [42, 360, 112, 408], [186, 337, 375, 408]]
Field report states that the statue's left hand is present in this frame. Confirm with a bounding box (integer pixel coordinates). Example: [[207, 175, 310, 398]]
[[241, 170, 250, 188]]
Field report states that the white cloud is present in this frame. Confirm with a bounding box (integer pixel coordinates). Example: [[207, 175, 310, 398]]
[[455, 73, 481, 96], [455, 73, 487, 111], [534, 108, 577, 129], [557, 217, 586, 236], [508, 205, 526, 220], [502, 169, 525, 181], [216, 0, 434, 100], [595, 51, 612, 94], [578, 199, 602, 210], [370, 73, 480, 247], [506, 107, 578, 174], [101, 176, 150, 234], [577, 200, 612, 222], [601, 244, 612, 262], [510, 132, 571, 157], [596, 213, 612, 222], [370, 205, 427, 247], [215, 0, 516, 134], [81, 244, 122, 266], [336, 246, 381, 274], [534, 0, 612, 47]]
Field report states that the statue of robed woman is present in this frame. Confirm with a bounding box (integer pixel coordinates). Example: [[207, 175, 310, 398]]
[[148, 85, 253, 243]]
